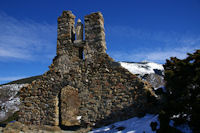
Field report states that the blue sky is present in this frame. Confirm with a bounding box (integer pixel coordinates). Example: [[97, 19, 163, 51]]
[[0, 0, 200, 84]]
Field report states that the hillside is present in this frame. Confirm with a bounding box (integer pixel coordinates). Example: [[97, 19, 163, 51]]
[[0, 75, 41, 86]]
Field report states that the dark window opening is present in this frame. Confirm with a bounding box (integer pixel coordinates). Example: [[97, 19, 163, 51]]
[[71, 27, 75, 43], [79, 47, 84, 59]]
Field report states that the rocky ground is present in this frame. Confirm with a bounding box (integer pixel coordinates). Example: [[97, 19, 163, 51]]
[[0, 121, 74, 133], [0, 121, 93, 133]]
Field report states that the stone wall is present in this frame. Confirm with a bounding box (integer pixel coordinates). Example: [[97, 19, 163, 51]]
[[18, 11, 157, 128]]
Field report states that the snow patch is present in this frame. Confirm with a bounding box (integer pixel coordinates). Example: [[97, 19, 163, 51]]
[[91, 114, 192, 133], [170, 120, 192, 133], [77, 116, 82, 120], [77, 116, 82, 123], [90, 114, 159, 133], [175, 124, 192, 133]]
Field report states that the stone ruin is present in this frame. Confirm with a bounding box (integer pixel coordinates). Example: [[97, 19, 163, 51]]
[[18, 11, 157, 128]]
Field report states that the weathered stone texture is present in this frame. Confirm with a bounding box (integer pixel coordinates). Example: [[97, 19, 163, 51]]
[[18, 11, 157, 128], [61, 85, 80, 126], [84, 12, 106, 60]]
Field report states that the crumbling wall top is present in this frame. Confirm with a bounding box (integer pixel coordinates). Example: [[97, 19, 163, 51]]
[[60, 10, 75, 18], [84, 12, 106, 59], [84, 12, 104, 22]]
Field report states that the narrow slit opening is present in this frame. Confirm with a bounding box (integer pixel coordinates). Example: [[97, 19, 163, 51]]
[[79, 47, 84, 60]]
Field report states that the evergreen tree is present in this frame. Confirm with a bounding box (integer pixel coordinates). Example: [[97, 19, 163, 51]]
[[158, 50, 200, 133]]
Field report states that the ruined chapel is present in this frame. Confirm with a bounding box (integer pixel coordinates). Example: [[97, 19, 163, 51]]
[[18, 11, 156, 128]]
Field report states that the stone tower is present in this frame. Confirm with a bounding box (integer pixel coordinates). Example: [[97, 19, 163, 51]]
[[18, 11, 156, 128], [84, 12, 106, 59]]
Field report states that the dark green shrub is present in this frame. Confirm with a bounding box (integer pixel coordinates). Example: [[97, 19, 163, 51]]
[[158, 50, 200, 132]]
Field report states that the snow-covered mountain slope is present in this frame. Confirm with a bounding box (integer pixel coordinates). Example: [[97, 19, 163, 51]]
[[0, 84, 26, 122], [120, 62, 164, 76], [119, 62, 165, 89]]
